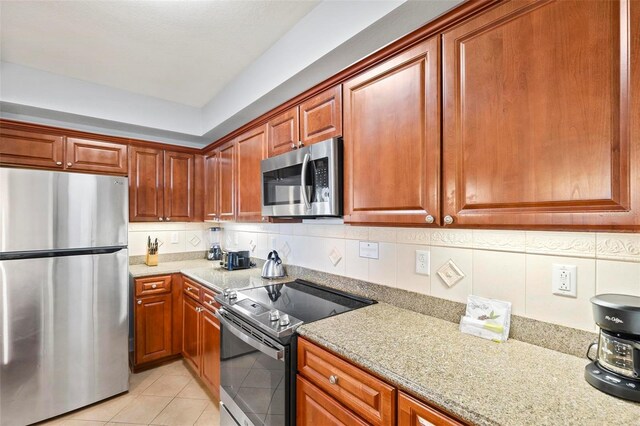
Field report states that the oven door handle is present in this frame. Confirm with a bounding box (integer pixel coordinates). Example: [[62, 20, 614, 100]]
[[300, 153, 311, 210], [216, 311, 285, 362]]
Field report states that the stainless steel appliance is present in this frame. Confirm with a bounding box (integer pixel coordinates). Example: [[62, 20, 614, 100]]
[[261, 137, 342, 218], [261, 250, 286, 279], [0, 168, 129, 425], [215, 280, 375, 426], [221, 250, 253, 271], [585, 294, 640, 402]]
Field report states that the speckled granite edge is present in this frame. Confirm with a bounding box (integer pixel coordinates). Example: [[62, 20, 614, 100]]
[[285, 265, 597, 358], [129, 251, 207, 265]]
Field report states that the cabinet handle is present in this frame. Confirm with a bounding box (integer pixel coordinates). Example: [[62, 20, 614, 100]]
[[416, 416, 433, 426], [329, 375, 339, 385], [166, 217, 171, 221], [56, 161, 63, 166], [443, 215, 454, 225], [290, 143, 297, 150], [261, 216, 267, 222], [151, 284, 157, 289], [187, 287, 192, 291], [425, 215, 434, 224], [137, 300, 142, 305], [298, 141, 304, 148], [159, 217, 164, 221], [66, 162, 72, 167]]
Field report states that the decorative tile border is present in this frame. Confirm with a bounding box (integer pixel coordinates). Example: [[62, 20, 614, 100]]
[[396, 228, 430, 245], [525, 231, 596, 258], [430, 229, 473, 248], [472, 230, 525, 253], [596, 233, 640, 262], [368, 227, 397, 243], [344, 225, 369, 240]]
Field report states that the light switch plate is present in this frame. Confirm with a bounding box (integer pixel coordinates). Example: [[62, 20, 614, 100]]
[[359, 241, 379, 259]]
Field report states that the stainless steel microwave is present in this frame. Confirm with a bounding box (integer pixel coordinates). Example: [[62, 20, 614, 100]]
[[261, 137, 342, 217]]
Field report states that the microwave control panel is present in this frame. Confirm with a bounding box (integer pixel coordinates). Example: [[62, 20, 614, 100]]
[[314, 159, 329, 188]]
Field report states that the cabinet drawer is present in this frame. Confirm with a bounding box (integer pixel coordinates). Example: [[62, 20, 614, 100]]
[[298, 338, 395, 426], [135, 275, 172, 297], [297, 375, 369, 426], [398, 391, 465, 426], [183, 276, 202, 301], [201, 287, 221, 312]]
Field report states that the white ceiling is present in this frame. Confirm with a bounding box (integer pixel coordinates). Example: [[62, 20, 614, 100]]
[[0, 0, 319, 107]]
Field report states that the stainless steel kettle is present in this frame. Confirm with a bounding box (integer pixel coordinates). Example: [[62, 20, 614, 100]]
[[261, 250, 286, 279]]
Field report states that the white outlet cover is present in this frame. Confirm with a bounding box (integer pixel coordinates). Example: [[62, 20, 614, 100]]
[[437, 260, 465, 288], [359, 241, 379, 259], [552, 264, 577, 297], [415, 250, 430, 276], [328, 248, 342, 266], [170, 232, 179, 244]]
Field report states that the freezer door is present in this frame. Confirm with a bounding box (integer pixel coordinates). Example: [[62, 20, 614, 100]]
[[0, 249, 129, 426], [0, 168, 128, 253]]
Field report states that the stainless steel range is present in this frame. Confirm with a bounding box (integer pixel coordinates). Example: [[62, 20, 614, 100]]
[[214, 280, 375, 426]]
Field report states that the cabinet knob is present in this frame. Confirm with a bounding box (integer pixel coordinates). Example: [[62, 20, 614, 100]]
[[444, 215, 454, 225], [187, 287, 192, 291], [425, 215, 434, 224], [137, 300, 142, 305], [159, 217, 163, 221], [261, 216, 267, 222], [66, 162, 72, 167], [151, 284, 157, 289], [297, 141, 304, 148], [329, 375, 339, 385], [290, 143, 297, 150], [56, 161, 63, 166], [166, 217, 171, 221]]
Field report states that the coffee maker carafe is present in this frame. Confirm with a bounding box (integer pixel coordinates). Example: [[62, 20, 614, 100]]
[[585, 294, 640, 402]]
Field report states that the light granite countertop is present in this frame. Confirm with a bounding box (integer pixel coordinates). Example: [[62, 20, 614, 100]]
[[129, 259, 290, 293], [297, 303, 640, 426]]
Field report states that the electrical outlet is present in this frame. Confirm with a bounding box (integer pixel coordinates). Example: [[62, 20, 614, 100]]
[[170, 232, 179, 244], [415, 250, 430, 275], [552, 264, 577, 297]]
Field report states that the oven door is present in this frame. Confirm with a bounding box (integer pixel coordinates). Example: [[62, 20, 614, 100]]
[[216, 308, 289, 426], [261, 137, 341, 217]]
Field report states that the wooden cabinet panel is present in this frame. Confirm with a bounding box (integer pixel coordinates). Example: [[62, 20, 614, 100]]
[[164, 151, 195, 221], [65, 137, 127, 175], [135, 293, 172, 365], [300, 85, 343, 146], [236, 125, 266, 222], [398, 392, 464, 426], [218, 140, 236, 221], [201, 287, 221, 312], [135, 274, 172, 297], [442, 0, 639, 229], [200, 308, 220, 399], [182, 295, 201, 372], [0, 128, 64, 169], [183, 276, 202, 301], [204, 151, 219, 220], [297, 375, 369, 426], [268, 107, 299, 157], [298, 338, 395, 426], [343, 36, 440, 225], [129, 146, 164, 222]]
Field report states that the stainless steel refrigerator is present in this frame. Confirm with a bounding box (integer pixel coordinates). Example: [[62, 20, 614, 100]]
[[0, 168, 129, 426]]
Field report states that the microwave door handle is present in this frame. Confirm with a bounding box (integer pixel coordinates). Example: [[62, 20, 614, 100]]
[[300, 153, 311, 210]]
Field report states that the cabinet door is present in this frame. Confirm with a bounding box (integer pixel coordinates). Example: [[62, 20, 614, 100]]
[[135, 293, 173, 365], [218, 140, 236, 221], [297, 376, 369, 426], [343, 36, 440, 225], [204, 151, 219, 220], [0, 128, 64, 169], [398, 392, 464, 426], [236, 125, 267, 222], [129, 146, 164, 222], [182, 296, 201, 372], [300, 85, 343, 146], [164, 151, 195, 221], [442, 0, 639, 229], [200, 308, 220, 400], [268, 107, 299, 157], [65, 137, 127, 175]]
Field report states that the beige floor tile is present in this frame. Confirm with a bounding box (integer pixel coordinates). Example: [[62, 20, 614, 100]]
[[176, 379, 212, 400], [194, 402, 220, 426], [110, 395, 172, 424], [156, 360, 193, 377], [105, 423, 147, 426], [57, 421, 107, 426], [71, 393, 137, 421], [129, 369, 163, 395], [150, 398, 208, 426], [143, 374, 191, 397]]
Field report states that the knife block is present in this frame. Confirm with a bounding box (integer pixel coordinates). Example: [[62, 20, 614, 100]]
[[145, 251, 158, 266]]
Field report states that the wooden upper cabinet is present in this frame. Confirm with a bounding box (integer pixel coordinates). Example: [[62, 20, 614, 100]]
[[218, 140, 237, 221], [236, 125, 267, 222], [65, 137, 127, 175], [268, 107, 299, 157], [129, 146, 164, 222], [442, 0, 640, 230], [398, 392, 464, 426], [300, 85, 343, 146], [163, 151, 195, 221], [135, 293, 173, 365], [204, 151, 219, 220], [343, 36, 440, 225], [0, 128, 65, 169]]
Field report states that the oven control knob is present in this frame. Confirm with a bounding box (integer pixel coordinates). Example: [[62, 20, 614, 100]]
[[228, 290, 237, 300], [279, 314, 291, 327], [269, 310, 280, 322]]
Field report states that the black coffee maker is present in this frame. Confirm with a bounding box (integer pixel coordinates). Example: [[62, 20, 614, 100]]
[[585, 294, 640, 402]]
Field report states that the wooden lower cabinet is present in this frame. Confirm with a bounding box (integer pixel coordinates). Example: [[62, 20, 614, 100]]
[[182, 295, 201, 371], [200, 308, 221, 399], [297, 375, 369, 426], [398, 392, 463, 426]]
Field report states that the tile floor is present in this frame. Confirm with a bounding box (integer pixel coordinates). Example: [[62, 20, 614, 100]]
[[38, 359, 220, 426]]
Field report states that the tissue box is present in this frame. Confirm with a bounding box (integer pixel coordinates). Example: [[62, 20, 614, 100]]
[[459, 295, 511, 343]]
